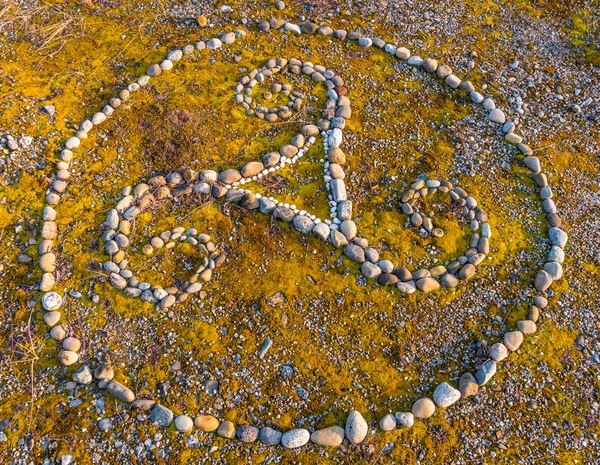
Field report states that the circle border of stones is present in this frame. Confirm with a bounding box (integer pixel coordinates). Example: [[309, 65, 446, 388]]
[[36, 18, 567, 449]]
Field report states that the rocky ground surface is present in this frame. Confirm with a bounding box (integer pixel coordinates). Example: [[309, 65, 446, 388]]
[[0, 0, 599, 464]]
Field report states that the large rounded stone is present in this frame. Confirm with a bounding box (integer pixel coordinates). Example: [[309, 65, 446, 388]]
[[549, 227, 568, 247], [241, 161, 264, 177], [458, 373, 479, 398], [58, 350, 79, 366], [395, 412, 414, 427], [474, 360, 496, 385], [175, 415, 194, 432], [459, 264, 476, 280], [195, 415, 219, 432], [44, 311, 61, 327], [489, 342, 508, 361], [411, 398, 435, 419], [534, 270, 553, 292], [503, 331, 524, 351], [216, 420, 236, 439], [219, 169, 242, 184], [379, 413, 397, 431], [345, 410, 368, 444], [517, 320, 537, 334], [361, 261, 382, 279], [150, 404, 174, 428], [416, 277, 439, 292], [62, 337, 81, 352], [107, 380, 135, 403], [72, 365, 93, 385], [42, 292, 62, 311]]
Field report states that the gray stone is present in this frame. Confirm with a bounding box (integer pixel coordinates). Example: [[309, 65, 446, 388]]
[[345, 410, 368, 444], [379, 414, 396, 431], [395, 412, 414, 427], [293, 215, 315, 233], [474, 360, 496, 385], [72, 365, 93, 385], [236, 425, 259, 442], [98, 418, 113, 432], [504, 331, 524, 351], [489, 343, 508, 361], [344, 244, 365, 263], [150, 404, 174, 428], [433, 382, 461, 407], [42, 292, 62, 311], [260, 427, 282, 445], [549, 227, 568, 247], [534, 270, 553, 292], [312, 222, 330, 241]]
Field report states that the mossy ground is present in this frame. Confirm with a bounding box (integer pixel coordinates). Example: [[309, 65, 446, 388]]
[[0, 1, 598, 464]]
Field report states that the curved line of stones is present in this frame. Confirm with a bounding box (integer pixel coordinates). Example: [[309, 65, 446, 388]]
[[36, 19, 568, 449]]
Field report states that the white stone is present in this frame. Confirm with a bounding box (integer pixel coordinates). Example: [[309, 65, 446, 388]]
[[42, 292, 62, 311], [281, 428, 310, 448], [345, 410, 368, 444], [433, 382, 461, 407]]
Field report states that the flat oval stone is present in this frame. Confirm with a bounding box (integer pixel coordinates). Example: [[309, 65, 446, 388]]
[[281, 428, 310, 448], [311, 425, 345, 446], [416, 277, 439, 292], [107, 380, 135, 403], [195, 415, 219, 432], [517, 320, 537, 334], [58, 350, 79, 366], [219, 169, 241, 184], [260, 427, 283, 445]]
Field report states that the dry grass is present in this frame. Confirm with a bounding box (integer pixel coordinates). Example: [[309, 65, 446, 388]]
[[0, 0, 86, 56]]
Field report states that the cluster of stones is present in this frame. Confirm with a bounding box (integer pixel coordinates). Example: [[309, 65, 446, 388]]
[[235, 60, 305, 121], [377, 177, 492, 293], [103, 183, 224, 307], [33, 16, 568, 449]]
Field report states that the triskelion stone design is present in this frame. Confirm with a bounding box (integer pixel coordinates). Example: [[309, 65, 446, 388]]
[[35, 19, 566, 448]]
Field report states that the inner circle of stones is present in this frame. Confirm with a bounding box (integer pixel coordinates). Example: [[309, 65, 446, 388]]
[[36, 22, 567, 447]]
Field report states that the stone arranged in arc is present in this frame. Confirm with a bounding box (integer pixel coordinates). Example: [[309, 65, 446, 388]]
[[33, 16, 566, 451]]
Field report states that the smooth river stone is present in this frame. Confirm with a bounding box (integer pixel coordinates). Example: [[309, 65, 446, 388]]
[[281, 428, 310, 448], [194, 415, 219, 432], [345, 410, 368, 444], [310, 426, 345, 446], [433, 382, 461, 407], [411, 398, 435, 419]]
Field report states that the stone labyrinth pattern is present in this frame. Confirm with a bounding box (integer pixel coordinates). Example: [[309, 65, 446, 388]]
[[36, 19, 568, 449]]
